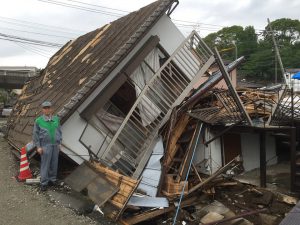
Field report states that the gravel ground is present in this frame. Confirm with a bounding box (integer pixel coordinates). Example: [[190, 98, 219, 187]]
[[0, 135, 107, 225]]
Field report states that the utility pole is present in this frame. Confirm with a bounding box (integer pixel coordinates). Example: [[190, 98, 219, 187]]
[[268, 18, 286, 84], [275, 53, 277, 84], [232, 40, 237, 60]]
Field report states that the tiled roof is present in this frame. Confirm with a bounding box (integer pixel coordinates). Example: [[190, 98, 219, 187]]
[[7, 0, 175, 149]]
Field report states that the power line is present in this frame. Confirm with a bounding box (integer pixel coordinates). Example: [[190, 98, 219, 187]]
[[0, 16, 85, 33], [0, 26, 74, 39], [173, 19, 223, 28], [14, 42, 51, 58], [66, 0, 129, 13], [0, 32, 63, 47], [36, 0, 266, 36], [38, 0, 124, 17], [38, 0, 229, 32], [21, 43, 55, 55], [175, 24, 220, 32], [0, 16, 84, 36], [50, 0, 230, 30]]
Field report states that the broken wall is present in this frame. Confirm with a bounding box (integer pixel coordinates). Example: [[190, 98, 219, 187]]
[[241, 133, 277, 171], [192, 130, 278, 174], [193, 129, 223, 174]]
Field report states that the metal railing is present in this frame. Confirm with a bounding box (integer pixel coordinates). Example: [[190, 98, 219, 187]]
[[188, 90, 243, 125], [270, 86, 300, 125], [99, 31, 215, 177]]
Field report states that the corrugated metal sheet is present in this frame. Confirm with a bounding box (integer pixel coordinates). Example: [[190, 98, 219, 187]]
[[7, 0, 175, 149], [279, 201, 300, 225]]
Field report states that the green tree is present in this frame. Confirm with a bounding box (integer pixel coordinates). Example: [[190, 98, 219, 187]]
[[265, 18, 300, 45], [204, 18, 300, 82], [204, 25, 257, 61]]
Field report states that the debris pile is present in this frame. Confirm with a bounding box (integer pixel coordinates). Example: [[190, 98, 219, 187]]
[[187, 88, 278, 125], [62, 56, 296, 224]]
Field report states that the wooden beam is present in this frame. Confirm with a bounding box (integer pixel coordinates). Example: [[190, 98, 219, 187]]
[[192, 163, 202, 182], [164, 114, 190, 170], [188, 156, 241, 195], [176, 122, 202, 182]]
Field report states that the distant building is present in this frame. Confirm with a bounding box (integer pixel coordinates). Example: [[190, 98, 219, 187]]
[[0, 66, 39, 89], [0, 66, 38, 78], [285, 68, 300, 92]]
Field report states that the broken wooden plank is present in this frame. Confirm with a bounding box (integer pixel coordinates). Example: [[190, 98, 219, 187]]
[[276, 193, 298, 205], [164, 114, 190, 170], [188, 156, 242, 195], [64, 162, 120, 208], [192, 163, 202, 182], [176, 122, 201, 182], [162, 174, 188, 198], [121, 196, 198, 225], [215, 182, 238, 187], [90, 161, 141, 221], [87, 175, 119, 207]]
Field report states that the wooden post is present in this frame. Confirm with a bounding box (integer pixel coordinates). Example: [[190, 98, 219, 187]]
[[290, 127, 296, 192], [260, 131, 266, 188]]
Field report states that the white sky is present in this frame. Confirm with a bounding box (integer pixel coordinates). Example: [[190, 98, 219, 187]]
[[1, 0, 299, 68]]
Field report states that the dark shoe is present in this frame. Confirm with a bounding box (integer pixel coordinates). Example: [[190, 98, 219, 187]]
[[48, 180, 58, 187], [40, 185, 47, 192]]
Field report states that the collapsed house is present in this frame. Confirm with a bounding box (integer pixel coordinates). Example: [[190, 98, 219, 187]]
[[7, 0, 300, 224]]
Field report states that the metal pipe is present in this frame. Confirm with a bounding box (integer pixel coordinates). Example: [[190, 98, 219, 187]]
[[179, 56, 245, 111]]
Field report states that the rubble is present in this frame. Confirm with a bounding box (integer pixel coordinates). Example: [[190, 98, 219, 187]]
[[57, 52, 297, 224], [200, 212, 224, 224]]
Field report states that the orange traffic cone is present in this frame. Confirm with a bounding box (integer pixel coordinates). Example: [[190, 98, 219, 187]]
[[17, 146, 33, 182]]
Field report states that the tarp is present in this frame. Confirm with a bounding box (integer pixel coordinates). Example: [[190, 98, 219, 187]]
[[292, 71, 300, 80]]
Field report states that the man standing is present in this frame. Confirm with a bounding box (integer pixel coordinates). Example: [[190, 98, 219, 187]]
[[33, 101, 62, 191]]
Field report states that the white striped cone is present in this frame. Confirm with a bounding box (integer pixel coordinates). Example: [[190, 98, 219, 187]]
[[17, 146, 32, 181]]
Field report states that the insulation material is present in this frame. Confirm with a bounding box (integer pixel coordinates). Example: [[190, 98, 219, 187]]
[[130, 48, 161, 126]]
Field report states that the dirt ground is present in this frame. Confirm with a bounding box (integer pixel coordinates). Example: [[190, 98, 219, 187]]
[[0, 135, 107, 225]]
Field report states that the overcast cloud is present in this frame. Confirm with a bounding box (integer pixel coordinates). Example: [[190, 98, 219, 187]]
[[0, 0, 299, 68]]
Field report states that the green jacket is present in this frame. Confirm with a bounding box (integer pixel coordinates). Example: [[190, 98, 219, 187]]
[[33, 115, 62, 147]]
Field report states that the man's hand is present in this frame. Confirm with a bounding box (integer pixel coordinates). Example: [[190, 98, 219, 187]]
[[37, 147, 43, 155]]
